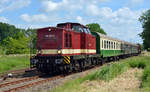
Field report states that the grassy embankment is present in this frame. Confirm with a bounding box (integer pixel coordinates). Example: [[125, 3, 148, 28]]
[[0, 55, 30, 73], [52, 52, 150, 92]]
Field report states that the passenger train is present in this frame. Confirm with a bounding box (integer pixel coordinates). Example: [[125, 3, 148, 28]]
[[30, 22, 141, 74]]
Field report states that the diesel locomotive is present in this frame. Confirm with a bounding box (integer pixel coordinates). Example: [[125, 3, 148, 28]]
[[30, 22, 141, 74]]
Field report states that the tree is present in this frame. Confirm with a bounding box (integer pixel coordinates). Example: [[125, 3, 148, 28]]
[[139, 10, 150, 50], [86, 23, 107, 35], [0, 22, 33, 54], [2, 31, 30, 54], [26, 28, 37, 54]]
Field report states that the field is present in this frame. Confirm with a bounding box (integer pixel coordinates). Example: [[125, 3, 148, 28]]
[[0, 55, 30, 73], [52, 52, 150, 92]]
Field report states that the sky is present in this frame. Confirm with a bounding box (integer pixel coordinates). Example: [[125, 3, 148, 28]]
[[0, 0, 150, 43]]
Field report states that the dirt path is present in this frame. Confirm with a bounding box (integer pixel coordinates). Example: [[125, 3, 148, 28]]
[[81, 68, 143, 92]]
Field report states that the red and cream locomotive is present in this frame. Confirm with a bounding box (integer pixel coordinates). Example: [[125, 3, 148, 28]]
[[31, 22, 97, 73]]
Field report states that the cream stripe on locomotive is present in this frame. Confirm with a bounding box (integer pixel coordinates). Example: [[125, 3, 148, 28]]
[[39, 49, 96, 54]]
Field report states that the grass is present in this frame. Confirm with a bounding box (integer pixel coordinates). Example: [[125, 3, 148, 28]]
[[0, 55, 30, 73], [52, 55, 150, 92]]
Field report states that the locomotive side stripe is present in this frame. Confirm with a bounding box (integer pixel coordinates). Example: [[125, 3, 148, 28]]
[[40, 49, 96, 54]]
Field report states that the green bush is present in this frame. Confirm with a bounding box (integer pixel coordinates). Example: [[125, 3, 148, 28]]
[[129, 61, 146, 69], [0, 46, 6, 55], [147, 48, 150, 52], [141, 66, 150, 88], [87, 63, 128, 81]]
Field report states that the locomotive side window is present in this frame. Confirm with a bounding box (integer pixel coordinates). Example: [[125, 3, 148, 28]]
[[83, 28, 88, 33], [79, 28, 84, 32], [87, 28, 92, 34]]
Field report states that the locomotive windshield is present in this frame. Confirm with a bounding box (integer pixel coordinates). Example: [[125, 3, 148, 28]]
[[71, 25, 83, 33]]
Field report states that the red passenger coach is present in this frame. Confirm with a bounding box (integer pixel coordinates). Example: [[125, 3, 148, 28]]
[[31, 22, 97, 73]]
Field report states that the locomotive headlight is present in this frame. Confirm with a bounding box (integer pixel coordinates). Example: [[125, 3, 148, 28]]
[[57, 50, 62, 54], [38, 50, 42, 54]]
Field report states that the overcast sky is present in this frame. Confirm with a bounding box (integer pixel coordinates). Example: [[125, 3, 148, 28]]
[[0, 0, 149, 43]]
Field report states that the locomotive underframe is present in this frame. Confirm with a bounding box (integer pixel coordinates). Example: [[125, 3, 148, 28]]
[[30, 52, 139, 74], [31, 55, 101, 74]]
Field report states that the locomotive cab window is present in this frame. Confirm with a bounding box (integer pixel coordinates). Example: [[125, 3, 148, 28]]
[[87, 28, 92, 34], [71, 25, 84, 33], [83, 28, 88, 33]]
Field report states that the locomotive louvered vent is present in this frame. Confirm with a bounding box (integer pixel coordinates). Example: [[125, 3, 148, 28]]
[[65, 33, 72, 48]]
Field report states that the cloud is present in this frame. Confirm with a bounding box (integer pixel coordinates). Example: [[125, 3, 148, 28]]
[[0, 16, 9, 23], [126, 0, 144, 7], [131, 0, 144, 4], [76, 16, 85, 24], [20, 14, 50, 23], [86, 4, 100, 16], [20, 13, 67, 23], [39, 0, 109, 12], [0, 0, 9, 4], [0, 0, 31, 13]]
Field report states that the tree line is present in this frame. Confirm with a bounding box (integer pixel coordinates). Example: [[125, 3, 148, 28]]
[[0, 22, 36, 55], [139, 9, 150, 51]]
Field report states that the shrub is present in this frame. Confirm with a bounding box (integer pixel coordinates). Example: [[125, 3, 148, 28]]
[[129, 61, 146, 69], [141, 66, 150, 88]]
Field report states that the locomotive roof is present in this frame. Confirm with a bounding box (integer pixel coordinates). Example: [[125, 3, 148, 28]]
[[96, 32, 137, 46], [57, 22, 87, 28]]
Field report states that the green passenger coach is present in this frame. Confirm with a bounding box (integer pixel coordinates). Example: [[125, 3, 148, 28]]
[[92, 32, 139, 58]]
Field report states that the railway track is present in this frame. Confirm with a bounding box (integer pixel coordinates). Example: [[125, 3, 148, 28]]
[[0, 59, 123, 92], [0, 75, 63, 92], [0, 68, 36, 78], [0, 64, 103, 92]]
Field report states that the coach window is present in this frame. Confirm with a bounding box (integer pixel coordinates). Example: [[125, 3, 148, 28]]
[[109, 41, 111, 49], [104, 40, 106, 49], [106, 41, 107, 49], [111, 42, 113, 49], [116, 43, 118, 49], [114, 42, 115, 49], [108, 41, 109, 49], [106, 41, 108, 49], [102, 40, 103, 49]]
